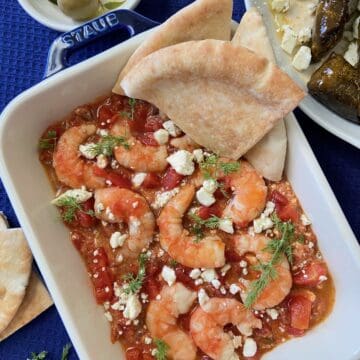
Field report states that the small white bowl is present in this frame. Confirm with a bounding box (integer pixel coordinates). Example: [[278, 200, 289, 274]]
[[18, 0, 142, 32]]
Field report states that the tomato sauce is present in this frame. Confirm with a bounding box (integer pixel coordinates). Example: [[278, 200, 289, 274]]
[[39, 94, 335, 360]]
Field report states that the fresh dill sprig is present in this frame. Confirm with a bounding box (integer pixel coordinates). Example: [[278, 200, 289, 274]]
[[154, 339, 169, 360], [199, 154, 240, 181], [55, 196, 93, 223], [123, 253, 148, 295], [30, 351, 48, 360], [219, 161, 240, 175], [129, 98, 136, 120], [189, 213, 222, 242], [39, 130, 57, 150], [88, 135, 129, 157], [244, 216, 295, 308], [60, 343, 72, 360], [169, 259, 178, 268]]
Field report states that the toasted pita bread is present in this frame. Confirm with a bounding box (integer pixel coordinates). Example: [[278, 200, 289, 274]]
[[113, 0, 233, 94], [0, 271, 53, 340], [233, 8, 287, 181], [0, 228, 32, 333], [121, 40, 305, 159]]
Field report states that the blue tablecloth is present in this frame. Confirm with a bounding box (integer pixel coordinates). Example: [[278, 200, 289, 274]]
[[0, 0, 359, 358]]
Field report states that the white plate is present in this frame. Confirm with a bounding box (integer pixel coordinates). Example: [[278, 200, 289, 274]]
[[1, 28, 360, 360], [18, 0, 142, 32], [244, 0, 360, 149]]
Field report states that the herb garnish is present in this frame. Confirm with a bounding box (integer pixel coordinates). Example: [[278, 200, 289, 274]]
[[154, 339, 169, 360], [60, 343, 72, 360], [39, 130, 57, 150], [244, 214, 295, 308], [169, 259, 178, 268], [55, 196, 94, 223], [189, 213, 223, 242], [123, 253, 148, 294], [88, 134, 129, 157], [30, 351, 48, 360], [120, 98, 137, 121], [199, 154, 239, 187]]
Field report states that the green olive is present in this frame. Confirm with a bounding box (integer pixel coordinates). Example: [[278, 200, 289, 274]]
[[58, 0, 100, 20]]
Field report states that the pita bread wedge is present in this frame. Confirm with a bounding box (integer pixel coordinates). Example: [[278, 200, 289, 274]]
[[0, 228, 32, 333], [0, 271, 53, 340], [113, 0, 233, 94], [121, 40, 305, 159], [232, 8, 287, 181]]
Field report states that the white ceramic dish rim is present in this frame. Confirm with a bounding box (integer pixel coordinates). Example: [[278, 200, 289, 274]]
[[17, 0, 142, 32], [1, 28, 360, 360], [244, 0, 360, 149]]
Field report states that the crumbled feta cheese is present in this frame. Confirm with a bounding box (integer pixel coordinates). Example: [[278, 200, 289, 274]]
[[193, 149, 204, 163], [281, 26, 297, 54], [253, 215, 274, 234], [211, 279, 221, 289], [298, 27, 312, 44], [263, 201, 275, 217], [52, 188, 92, 205], [239, 260, 247, 268], [96, 154, 108, 169], [198, 288, 210, 307], [167, 150, 195, 175], [105, 207, 116, 222], [300, 213, 312, 226], [344, 41, 359, 67], [132, 173, 147, 188], [189, 268, 201, 279], [97, 129, 109, 136], [243, 338, 257, 357], [116, 254, 124, 263], [353, 16, 359, 39], [219, 218, 234, 234], [79, 143, 96, 159], [111, 159, 119, 169], [220, 286, 227, 295], [123, 294, 142, 320], [308, 241, 314, 249], [292, 46, 312, 71], [152, 188, 180, 209], [319, 275, 328, 282], [271, 0, 290, 12], [201, 269, 218, 283], [129, 217, 141, 236], [266, 308, 279, 320], [196, 187, 216, 206], [155, 294, 161, 300], [110, 232, 127, 249], [162, 120, 182, 137], [229, 284, 241, 295], [194, 278, 204, 286], [104, 311, 113, 322], [202, 179, 217, 194], [154, 129, 169, 145], [144, 337, 152, 345], [161, 265, 176, 286]]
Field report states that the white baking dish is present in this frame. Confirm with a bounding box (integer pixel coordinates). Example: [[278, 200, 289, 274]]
[[0, 28, 360, 360]]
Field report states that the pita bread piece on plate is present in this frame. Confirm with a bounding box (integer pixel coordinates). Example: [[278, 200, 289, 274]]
[[113, 0, 233, 94], [121, 40, 305, 159], [0, 271, 53, 340], [233, 8, 287, 181], [0, 227, 32, 333]]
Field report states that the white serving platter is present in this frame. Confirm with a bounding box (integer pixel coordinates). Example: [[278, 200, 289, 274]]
[[1, 27, 360, 360], [18, 0, 142, 32], [244, 0, 360, 149]]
